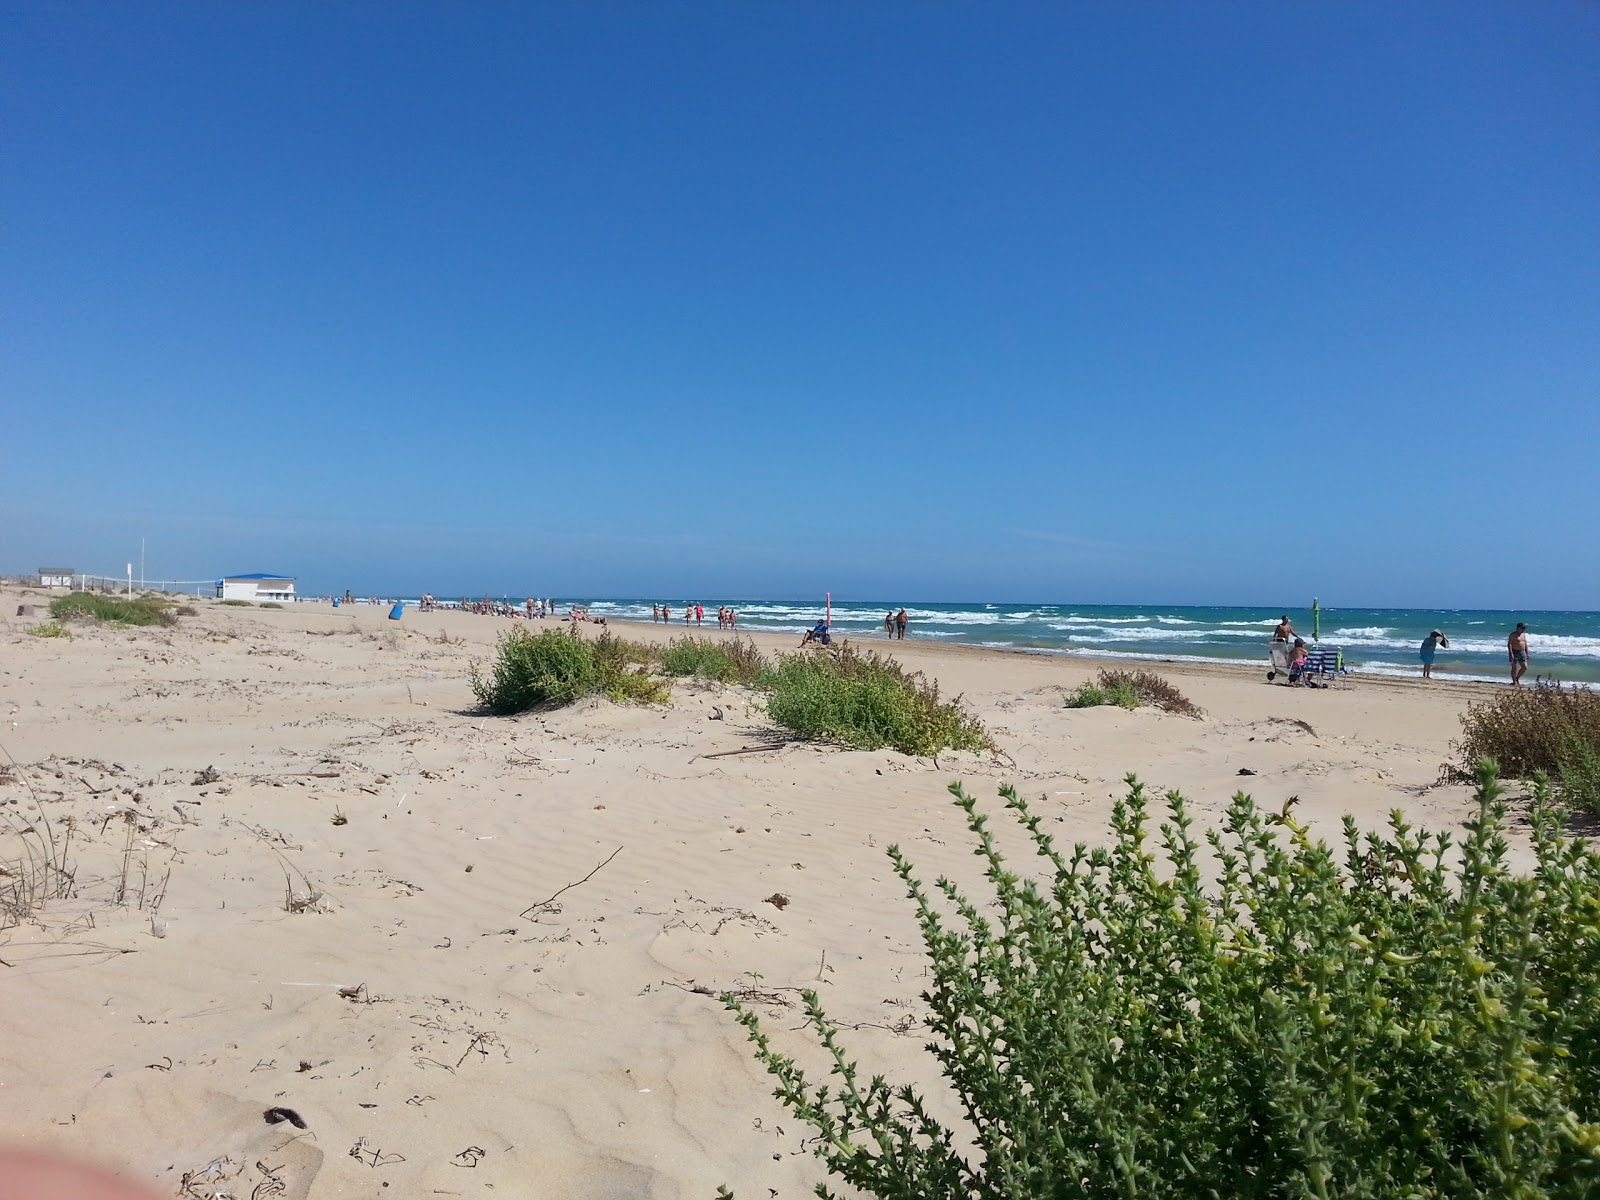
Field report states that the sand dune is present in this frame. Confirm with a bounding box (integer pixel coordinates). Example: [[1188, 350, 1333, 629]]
[[0, 589, 1523, 1198]]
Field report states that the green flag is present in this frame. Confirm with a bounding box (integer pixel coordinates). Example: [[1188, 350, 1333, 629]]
[[1313, 597, 1321, 642]]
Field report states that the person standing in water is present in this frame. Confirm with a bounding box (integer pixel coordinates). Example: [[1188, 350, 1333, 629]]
[[1419, 629, 1449, 680], [895, 608, 908, 640], [1508, 623, 1530, 686]]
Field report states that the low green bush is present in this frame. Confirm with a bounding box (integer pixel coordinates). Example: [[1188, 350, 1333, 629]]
[[470, 628, 666, 714], [49, 593, 177, 627], [1455, 681, 1600, 814], [26, 624, 71, 639], [1066, 668, 1203, 716], [1065, 676, 1140, 710], [218, 599, 253, 607], [260, 601, 283, 609], [724, 763, 1600, 1199], [659, 636, 767, 684], [763, 643, 990, 755]]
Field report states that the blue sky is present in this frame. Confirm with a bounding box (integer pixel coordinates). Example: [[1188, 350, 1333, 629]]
[[4, 3, 1597, 608]]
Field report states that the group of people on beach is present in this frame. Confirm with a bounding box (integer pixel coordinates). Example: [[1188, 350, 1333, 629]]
[[411, 595, 556, 618], [650, 603, 737, 628], [1272, 613, 1536, 686], [1417, 622, 1531, 685], [883, 609, 909, 639]]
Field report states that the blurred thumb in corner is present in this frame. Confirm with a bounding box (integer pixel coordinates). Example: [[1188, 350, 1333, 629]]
[[0, 1151, 160, 1200]]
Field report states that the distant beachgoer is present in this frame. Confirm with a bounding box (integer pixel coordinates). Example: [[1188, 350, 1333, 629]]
[[1508, 623, 1530, 686], [1420, 630, 1449, 680], [895, 608, 908, 640], [885, 611, 895, 637], [800, 620, 830, 648], [695, 603, 704, 627], [526, 598, 535, 619], [727, 607, 736, 629], [1273, 615, 1295, 642]]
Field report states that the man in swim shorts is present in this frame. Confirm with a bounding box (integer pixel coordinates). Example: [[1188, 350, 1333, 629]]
[[1508, 623, 1529, 686]]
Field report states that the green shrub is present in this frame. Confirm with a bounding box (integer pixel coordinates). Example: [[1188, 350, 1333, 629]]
[[659, 636, 767, 684], [1455, 681, 1600, 814], [1065, 677, 1139, 710], [49, 593, 177, 627], [1066, 668, 1203, 716], [1556, 732, 1600, 816], [724, 764, 1600, 1199], [763, 643, 990, 756], [470, 628, 666, 714], [590, 629, 660, 670], [26, 624, 71, 639], [176, 605, 198, 617], [218, 599, 253, 607], [260, 601, 283, 609], [471, 628, 599, 713]]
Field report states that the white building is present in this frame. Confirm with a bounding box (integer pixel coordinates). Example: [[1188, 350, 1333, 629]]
[[37, 567, 75, 588], [217, 573, 296, 603]]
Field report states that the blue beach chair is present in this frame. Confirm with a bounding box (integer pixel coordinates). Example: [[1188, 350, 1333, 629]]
[[1302, 646, 1347, 688]]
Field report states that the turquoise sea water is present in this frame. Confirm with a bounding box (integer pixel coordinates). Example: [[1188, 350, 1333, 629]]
[[564, 600, 1600, 687]]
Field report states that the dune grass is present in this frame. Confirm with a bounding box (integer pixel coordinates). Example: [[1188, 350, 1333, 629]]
[[658, 636, 767, 684], [218, 599, 253, 607], [473, 629, 985, 754], [26, 624, 72, 639], [470, 628, 667, 714], [763, 643, 990, 755], [1455, 681, 1600, 814], [1066, 668, 1204, 717], [49, 593, 177, 628]]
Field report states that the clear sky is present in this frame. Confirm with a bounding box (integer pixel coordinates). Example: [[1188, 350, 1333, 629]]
[[4, 3, 1597, 608]]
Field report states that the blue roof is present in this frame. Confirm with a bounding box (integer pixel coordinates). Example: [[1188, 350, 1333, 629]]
[[222, 572, 293, 580]]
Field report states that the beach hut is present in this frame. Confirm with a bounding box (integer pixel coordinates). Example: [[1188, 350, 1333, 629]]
[[37, 567, 75, 588], [217, 573, 297, 603]]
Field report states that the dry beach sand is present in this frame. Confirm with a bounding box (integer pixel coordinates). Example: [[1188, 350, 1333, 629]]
[[0, 588, 1530, 1199]]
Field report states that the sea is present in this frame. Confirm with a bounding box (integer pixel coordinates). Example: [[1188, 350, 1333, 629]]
[[544, 600, 1600, 687]]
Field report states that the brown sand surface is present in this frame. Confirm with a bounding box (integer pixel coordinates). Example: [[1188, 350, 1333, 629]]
[[0, 589, 1522, 1198]]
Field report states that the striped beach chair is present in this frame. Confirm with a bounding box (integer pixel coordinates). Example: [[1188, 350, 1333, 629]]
[[1303, 646, 1347, 688]]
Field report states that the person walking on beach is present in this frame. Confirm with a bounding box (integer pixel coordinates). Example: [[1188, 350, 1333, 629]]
[[1420, 630, 1449, 680], [895, 608, 908, 640], [1508, 622, 1530, 686], [695, 603, 704, 627], [885, 611, 895, 637]]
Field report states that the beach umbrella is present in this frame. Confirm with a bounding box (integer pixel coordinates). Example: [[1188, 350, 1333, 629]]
[[1312, 597, 1321, 642]]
